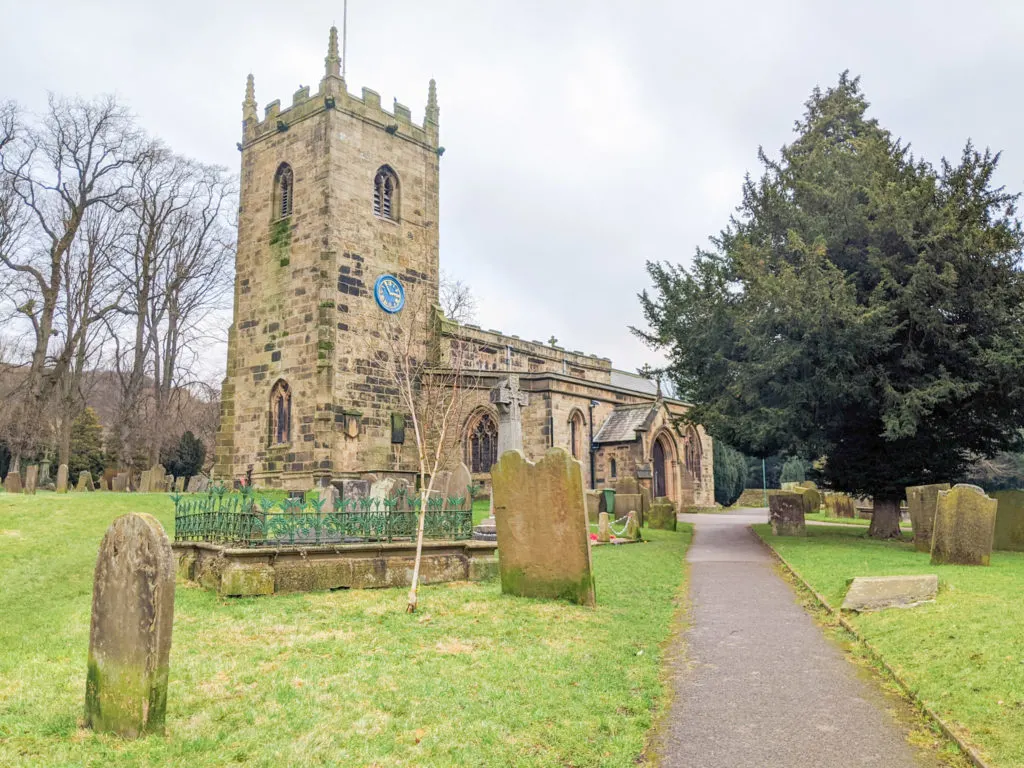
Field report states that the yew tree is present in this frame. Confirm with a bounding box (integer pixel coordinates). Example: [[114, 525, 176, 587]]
[[638, 74, 1024, 537]]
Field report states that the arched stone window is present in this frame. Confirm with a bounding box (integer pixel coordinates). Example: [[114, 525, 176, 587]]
[[610, 457, 617, 479], [466, 411, 498, 473], [269, 380, 292, 445], [373, 165, 399, 220], [568, 410, 586, 460], [275, 163, 294, 219]]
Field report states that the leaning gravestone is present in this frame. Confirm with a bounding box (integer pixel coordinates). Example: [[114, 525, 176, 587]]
[[24, 464, 38, 495], [931, 484, 997, 566], [492, 448, 595, 606], [770, 492, 807, 536], [85, 513, 175, 738], [4, 472, 22, 494], [56, 463, 69, 493], [76, 471, 94, 492], [992, 490, 1024, 552], [906, 483, 951, 553]]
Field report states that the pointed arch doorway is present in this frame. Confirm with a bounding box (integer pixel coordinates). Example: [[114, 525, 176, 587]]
[[653, 438, 667, 498]]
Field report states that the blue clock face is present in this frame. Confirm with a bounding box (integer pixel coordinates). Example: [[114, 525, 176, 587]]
[[374, 274, 405, 313]]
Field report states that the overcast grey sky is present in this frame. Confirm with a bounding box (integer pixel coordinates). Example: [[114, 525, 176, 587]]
[[2, 1, 1022, 378]]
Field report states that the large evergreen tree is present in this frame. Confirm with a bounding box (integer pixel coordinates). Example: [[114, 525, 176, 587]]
[[69, 408, 106, 481], [638, 74, 1024, 537]]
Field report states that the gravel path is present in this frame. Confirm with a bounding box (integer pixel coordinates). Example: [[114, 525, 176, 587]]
[[654, 508, 937, 768]]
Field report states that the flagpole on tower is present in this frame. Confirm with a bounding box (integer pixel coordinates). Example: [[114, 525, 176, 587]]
[[342, 0, 348, 80]]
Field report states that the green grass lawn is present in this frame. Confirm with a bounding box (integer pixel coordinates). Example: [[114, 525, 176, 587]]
[[755, 523, 1024, 768], [0, 491, 691, 767]]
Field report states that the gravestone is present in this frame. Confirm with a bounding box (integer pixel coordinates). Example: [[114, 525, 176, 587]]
[[597, 511, 611, 543], [794, 486, 821, 514], [769, 492, 806, 536], [190, 474, 210, 493], [339, 479, 370, 503], [163, 476, 173, 493], [906, 483, 951, 553], [40, 460, 51, 484], [85, 513, 175, 738], [615, 476, 639, 496], [112, 472, 129, 492], [841, 574, 938, 612], [76, 471, 94, 492], [474, 375, 529, 542], [930, 484, 996, 566], [584, 490, 601, 524], [4, 471, 22, 494], [174, 477, 186, 493], [369, 476, 396, 501], [389, 477, 411, 504], [56, 464, 69, 493], [615, 493, 642, 520], [833, 494, 855, 518], [138, 470, 152, 494], [647, 500, 677, 531], [24, 464, 38, 495], [321, 482, 339, 512], [446, 462, 473, 502], [492, 448, 595, 606], [431, 470, 452, 499], [624, 510, 641, 540], [992, 490, 1024, 552]]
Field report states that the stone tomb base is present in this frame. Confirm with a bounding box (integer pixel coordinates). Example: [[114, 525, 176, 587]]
[[173, 539, 499, 597]]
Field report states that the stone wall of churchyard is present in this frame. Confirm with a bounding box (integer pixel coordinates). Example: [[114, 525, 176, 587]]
[[217, 73, 440, 488]]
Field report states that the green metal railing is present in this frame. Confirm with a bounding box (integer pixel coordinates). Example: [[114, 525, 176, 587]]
[[172, 484, 474, 547]]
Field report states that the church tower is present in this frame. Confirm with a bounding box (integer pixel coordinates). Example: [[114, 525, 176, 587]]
[[215, 27, 441, 489]]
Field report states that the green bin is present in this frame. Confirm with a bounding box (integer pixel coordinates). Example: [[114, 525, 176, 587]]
[[601, 489, 616, 515]]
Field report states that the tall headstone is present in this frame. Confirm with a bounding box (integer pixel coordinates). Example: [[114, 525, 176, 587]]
[[492, 448, 595, 606], [56, 463, 69, 493], [647, 500, 677, 531], [597, 512, 611, 543], [931, 484, 997, 566], [113, 472, 129, 492], [993, 490, 1024, 552], [770, 492, 807, 536], [174, 477, 186, 493], [76, 471, 94, 492], [24, 464, 38, 495], [138, 470, 152, 494], [339, 479, 370, 503], [85, 513, 175, 738], [4, 471, 22, 494], [906, 483, 951, 553], [833, 494, 855, 519], [474, 376, 529, 542], [446, 462, 473, 502]]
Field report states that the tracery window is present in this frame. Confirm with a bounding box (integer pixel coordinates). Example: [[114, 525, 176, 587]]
[[275, 163, 294, 219], [269, 380, 292, 445], [373, 165, 398, 220], [467, 412, 498, 473]]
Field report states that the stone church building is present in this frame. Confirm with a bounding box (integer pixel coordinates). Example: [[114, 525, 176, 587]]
[[213, 28, 715, 510]]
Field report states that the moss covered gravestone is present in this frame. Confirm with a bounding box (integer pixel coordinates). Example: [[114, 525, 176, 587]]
[[597, 512, 611, 543], [492, 448, 596, 606], [930, 484, 996, 566], [906, 483, 950, 553], [647, 500, 677, 530], [85, 513, 175, 737], [56, 463, 69, 493], [770, 492, 807, 536], [992, 490, 1024, 552]]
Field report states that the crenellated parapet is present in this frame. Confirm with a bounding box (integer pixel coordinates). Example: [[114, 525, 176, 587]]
[[241, 26, 440, 151]]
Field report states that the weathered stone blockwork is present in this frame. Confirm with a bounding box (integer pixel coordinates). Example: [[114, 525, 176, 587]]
[[174, 539, 497, 596]]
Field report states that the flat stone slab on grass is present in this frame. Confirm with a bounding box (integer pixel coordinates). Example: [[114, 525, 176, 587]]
[[841, 574, 939, 612]]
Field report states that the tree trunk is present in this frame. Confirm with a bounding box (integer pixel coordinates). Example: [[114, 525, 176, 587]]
[[406, 486, 429, 613], [867, 497, 903, 539]]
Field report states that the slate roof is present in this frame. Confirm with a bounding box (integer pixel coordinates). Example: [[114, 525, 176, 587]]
[[610, 369, 659, 395], [593, 403, 659, 444]]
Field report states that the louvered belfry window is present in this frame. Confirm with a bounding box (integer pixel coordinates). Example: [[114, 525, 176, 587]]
[[373, 166, 398, 220], [276, 163, 294, 219]]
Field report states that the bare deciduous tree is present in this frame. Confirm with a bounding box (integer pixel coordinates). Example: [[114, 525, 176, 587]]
[[439, 269, 477, 325], [375, 294, 477, 613]]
